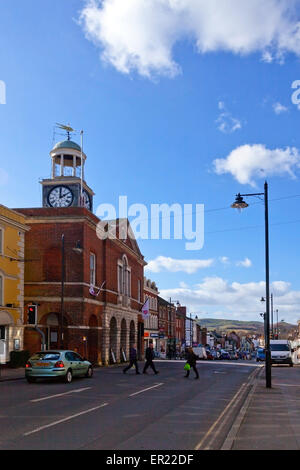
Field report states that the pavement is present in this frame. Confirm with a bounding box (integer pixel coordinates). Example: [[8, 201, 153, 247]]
[[230, 364, 300, 450], [1, 361, 300, 450], [0, 366, 25, 381]]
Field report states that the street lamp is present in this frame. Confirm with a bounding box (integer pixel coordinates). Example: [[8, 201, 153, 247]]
[[232, 181, 272, 388]]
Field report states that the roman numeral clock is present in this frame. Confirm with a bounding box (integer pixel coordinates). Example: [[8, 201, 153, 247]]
[[41, 139, 94, 211]]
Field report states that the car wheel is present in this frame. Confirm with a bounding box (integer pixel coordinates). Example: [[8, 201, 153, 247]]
[[64, 369, 73, 383], [85, 366, 93, 378], [26, 377, 36, 383], [289, 363, 294, 367]]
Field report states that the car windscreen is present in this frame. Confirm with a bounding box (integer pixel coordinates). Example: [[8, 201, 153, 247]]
[[30, 352, 61, 360], [270, 344, 289, 351]]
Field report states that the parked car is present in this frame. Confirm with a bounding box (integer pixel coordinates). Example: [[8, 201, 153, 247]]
[[210, 350, 220, 360], [229, 351, 238, 360], [192, 346, 207, 359], [256, 348, 265, 362], [219, 349, 230, 360], [25, 350, 93, 383], [205, 349, 214, 360]]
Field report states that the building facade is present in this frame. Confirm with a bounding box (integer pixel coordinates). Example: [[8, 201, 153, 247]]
[[158, 296, 176, 358], [0, 205, 29, 363], [176, 306, 186, 354], [17, 139, 146, 365], [143, 278, 159, 351]]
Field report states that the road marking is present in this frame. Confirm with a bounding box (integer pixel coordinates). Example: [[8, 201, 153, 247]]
[[155, 360, 262, 368], [24, 403, 108, 436], [273, 383, 300, 387], [129, 383, 163, 397], [194, 383, 248, 450], [30, 387, 92, 403], [221, 367, 262, 450]]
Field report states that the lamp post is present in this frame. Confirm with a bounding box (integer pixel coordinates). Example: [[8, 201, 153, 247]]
[[60, 234, 65, 349], [232, 181, 272, 388], [60, 235, 83, 349]]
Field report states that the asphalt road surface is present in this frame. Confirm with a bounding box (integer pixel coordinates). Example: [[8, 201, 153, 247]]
[[0, 360, 261, 450]]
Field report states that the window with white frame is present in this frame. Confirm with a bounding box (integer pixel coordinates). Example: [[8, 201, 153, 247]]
[[118, 264, 123, 293], [118, 255, 131, 297], [138, 279, 141, 303], [90, 253, 96, 286]]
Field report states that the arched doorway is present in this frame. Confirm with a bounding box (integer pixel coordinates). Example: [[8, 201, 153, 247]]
[[120, 319, 127, 362], [40, 312, 69, 350], [109, 317, 117, 364], [46, 313, 59, 349], [88, 315, 98, 365]]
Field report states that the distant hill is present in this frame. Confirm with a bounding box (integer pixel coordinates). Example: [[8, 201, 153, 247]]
[[198, 318, 297, 338]]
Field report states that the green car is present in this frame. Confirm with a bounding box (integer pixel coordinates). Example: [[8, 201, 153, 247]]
[[25, 350, 93, 384]]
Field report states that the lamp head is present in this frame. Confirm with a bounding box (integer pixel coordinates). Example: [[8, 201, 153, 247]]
[[231, 194, 249, 210]]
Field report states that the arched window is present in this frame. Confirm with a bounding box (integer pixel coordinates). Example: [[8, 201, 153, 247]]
[[118, 255, 131, 297]]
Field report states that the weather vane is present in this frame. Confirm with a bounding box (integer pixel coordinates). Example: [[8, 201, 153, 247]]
[[55, 122, 75, 141]]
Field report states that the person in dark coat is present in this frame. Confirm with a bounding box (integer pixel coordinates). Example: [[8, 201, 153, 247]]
[[185, 347, 199, 379], [143, 342, 159, 375], [123, 343, 140, 374]]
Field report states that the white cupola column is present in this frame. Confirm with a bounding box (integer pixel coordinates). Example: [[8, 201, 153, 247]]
[[60, 155, 64, 177], [73, 155, 76, 177], [51, 157, 55, 178]]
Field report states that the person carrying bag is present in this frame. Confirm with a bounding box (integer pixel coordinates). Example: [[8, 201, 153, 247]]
[[184, 347, 199, 379]]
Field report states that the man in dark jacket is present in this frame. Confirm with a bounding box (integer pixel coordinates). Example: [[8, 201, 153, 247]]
[[185, 347, 199, 379], [143, 342, 159, 375], [123, 343, 140, 374]]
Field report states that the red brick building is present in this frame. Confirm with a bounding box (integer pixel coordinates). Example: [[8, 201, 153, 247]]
[[157, 296, 177, 358], [143, 278, 159, 351], [176, 306, 186, 353], [17, 139, 146, 364]]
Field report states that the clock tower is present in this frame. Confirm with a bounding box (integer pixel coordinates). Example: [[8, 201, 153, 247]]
[[41, 138, 94, 211]]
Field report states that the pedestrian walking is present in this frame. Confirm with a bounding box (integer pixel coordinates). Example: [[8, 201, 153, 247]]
[[123, 343, 140, 374], [184, 347, 199, 379], [143, 342, 159, 375]]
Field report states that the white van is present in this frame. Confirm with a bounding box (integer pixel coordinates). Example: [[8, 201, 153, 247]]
[[270, 340, 293, 367], [192, 347, 207, 360]]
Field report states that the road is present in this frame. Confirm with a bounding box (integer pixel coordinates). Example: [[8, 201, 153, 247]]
[[0, 360, 261, 450]]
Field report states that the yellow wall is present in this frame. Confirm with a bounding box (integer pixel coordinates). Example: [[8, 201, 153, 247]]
[[0, 205, 29, 360]]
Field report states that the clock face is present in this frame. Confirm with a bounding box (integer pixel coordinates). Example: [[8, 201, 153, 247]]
[[80, 190, 91, 210], [48, 186, 73, 208]]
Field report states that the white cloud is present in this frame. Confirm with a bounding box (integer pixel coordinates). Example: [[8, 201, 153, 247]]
[[220, 256, 230, 265], [159, 277, 300, 323], [80, 0, 300, 78], [213, 144, 300, 186], [216, 102, 242, 134], [145, 255, 214, 274], [236, 257, 252, 268], [273, 102, 288, 114]]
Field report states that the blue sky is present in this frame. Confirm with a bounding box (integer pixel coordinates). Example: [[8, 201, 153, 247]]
[[1, 0, 300, 323]]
